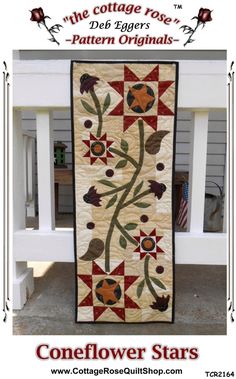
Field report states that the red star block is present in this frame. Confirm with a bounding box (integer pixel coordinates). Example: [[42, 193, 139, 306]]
[[82, 133, 114, 165], [107, 64, 174, 131], [78, 261, 140, 321], [133, 229, 164, 260]]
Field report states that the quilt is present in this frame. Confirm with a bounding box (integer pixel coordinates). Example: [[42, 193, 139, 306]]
[[71, 61, 178, 323]]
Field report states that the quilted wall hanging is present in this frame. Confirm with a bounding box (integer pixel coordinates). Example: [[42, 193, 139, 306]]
[[71, 61, 178, 323]]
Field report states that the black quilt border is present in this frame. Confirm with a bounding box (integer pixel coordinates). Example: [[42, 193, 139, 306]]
[[70, 59, 179, 326]]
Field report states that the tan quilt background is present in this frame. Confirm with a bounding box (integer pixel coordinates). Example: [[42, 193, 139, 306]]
[[71, 61, 178, 323]]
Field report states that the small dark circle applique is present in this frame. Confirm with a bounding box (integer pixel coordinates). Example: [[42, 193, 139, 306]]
[[87, 222, 95, 230], [106, 169, 114, 178], [156, 163, 165, 171], [84, 120, 93, 129], [156, 265, 164, 274], [140, 215, 149, 223]]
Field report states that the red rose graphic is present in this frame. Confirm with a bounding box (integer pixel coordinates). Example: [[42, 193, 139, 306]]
[[29, 7, 63, 45], [30, 7, 45, 23], [197, 8, 212, 23], [181, 7, 213, 47]]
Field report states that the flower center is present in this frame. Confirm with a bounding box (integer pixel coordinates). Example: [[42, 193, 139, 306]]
[[141, 237, 155, 252], [91, 141, 105, 156]]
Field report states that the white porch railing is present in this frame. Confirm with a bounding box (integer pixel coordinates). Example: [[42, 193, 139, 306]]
[[13, 60, 227, 309], [23, 132, 36, 217]]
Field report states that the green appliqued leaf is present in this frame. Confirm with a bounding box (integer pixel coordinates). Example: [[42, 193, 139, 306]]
[[106, 194, 117, 209], [98, 179, 117, 188], [124, 223, 138, 231], [133, 181, 144, 197], [115, 159, 127, 169], [121, 139, 129, 153], [134, 202, 151, 208], [150, 277, 166, 290], [119, 235, 127, 249], [102, 93, 111, 114], [81, 100, 97, 115], [137, 279, 145, 298]]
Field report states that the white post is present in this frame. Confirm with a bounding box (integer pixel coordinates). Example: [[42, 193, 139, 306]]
[[13, 110, 34, 309], [23, 135, 28, 205], [223, 161, 227, 233], [36, 110, 55, 231], [188, 111, 209, 233], [26, 137, 36, 217]]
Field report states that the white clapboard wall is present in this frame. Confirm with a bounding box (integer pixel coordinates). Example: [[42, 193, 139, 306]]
[[21, 110, 226, 214]]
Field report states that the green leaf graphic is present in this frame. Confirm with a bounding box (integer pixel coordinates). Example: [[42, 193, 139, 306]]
[[115, 159, 127, 169], [150, 277, 166, 290], [98, 179, 117, 188], [102, 93, 111, 114], [133, 181, 144, 197], [124, 223, 138, 231], [137, 279, 145, 298], [121, 139, 129, 153], [119, 235, 127, 249], [134, 202, 151, 208], [81, 100, 97, 115], [106, 194, 118, 209]]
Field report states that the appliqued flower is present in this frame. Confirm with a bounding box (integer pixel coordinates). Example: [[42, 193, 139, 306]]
[[150, 295, 170, 312], [133, 229, 164, 260], [80, 74, 99, 94], [148, 180, 166, 200], [82, 133, 114, 165], [83, 186, 102, 207]]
